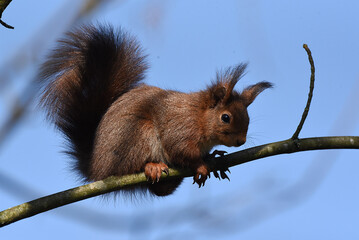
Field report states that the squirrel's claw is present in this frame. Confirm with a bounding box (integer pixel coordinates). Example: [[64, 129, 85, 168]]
[[213, 167, 231, 182], [220, 169, 230, 181], [144, 162, 169, 184], [193, 164, 210, 188], [193, 175, 206, 188]]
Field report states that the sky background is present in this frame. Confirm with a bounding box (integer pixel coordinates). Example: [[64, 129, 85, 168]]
[[1, 0, 359, 239]]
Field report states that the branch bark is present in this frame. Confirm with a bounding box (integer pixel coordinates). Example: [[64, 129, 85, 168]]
[[1, 136, 358, 227]]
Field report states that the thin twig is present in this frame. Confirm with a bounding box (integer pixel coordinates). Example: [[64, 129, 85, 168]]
[[0, 0, 14, 29], [1, 136, 359, 227], [0, 19, 13, 29], [292, 44, 315, 139]]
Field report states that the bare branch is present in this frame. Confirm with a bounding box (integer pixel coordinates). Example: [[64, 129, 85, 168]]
[[292, 44, 315, 139], [0, 0, 14, 29], [0, 0, 111, 148], [1, 136, 358, 227]]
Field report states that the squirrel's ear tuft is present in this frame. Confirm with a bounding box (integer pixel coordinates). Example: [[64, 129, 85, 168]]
[[208, 63, 248, 107], [221, 63, 248, 104], [241, 81, 273, 107]]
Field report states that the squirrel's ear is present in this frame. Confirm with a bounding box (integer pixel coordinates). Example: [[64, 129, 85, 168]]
[[208, 63, 248, 107], [209, 85, 226, 107], [241, 81, 273, 107]]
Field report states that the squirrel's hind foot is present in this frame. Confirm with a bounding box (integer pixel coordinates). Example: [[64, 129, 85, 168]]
[[144, 162, 169, 184]]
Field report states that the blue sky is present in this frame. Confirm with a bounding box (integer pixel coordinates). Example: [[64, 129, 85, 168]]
[[1, 0, 359, 239]]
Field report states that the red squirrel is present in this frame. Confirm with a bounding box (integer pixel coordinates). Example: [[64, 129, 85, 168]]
[[39, 24, 272, 196]]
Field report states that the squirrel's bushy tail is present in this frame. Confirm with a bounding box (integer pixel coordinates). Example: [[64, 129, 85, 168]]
[[39, 24, 148, 179]]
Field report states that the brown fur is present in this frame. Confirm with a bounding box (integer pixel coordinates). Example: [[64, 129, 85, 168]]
[[39, 23, 272, 196]]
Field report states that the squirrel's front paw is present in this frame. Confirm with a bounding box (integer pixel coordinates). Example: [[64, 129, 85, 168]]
[[212, 150, 227, 158], [206, 150, 227, 159], [207, 150, 231, 181], [145, 162, 169, 184], [193, 164, 210, 188]]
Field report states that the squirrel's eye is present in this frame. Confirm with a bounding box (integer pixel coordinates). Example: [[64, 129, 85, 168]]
[[221, 114, 231, 123]]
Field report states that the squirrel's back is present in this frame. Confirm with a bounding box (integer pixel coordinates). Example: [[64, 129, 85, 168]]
[[39, 24, 148, 179]]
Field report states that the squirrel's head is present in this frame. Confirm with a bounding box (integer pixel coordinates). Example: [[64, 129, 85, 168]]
[[203, 63, 272, 147]]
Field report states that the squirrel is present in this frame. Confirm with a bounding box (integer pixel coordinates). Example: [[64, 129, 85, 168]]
[[39, 24, 272, 196]]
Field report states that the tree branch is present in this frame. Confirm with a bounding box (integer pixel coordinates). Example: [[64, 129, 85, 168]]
[[292, 44, 315, 139], [1, 136, 358, 227]]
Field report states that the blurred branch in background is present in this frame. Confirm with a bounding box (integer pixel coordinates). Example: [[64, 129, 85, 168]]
[[0, 0, 14, 29], [140, 0, 167, 32], [0, 170, 41, 200], [0, 0, 113, 149]]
